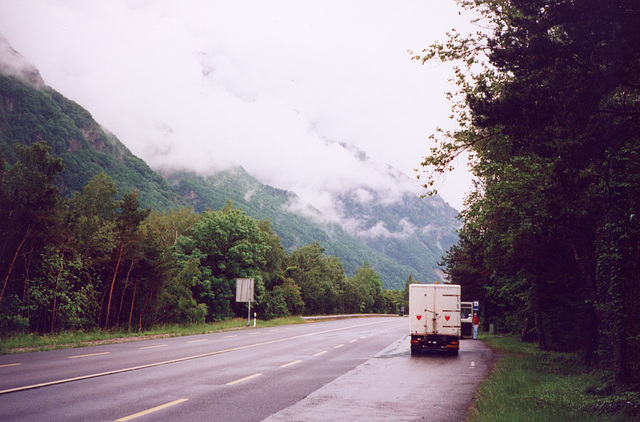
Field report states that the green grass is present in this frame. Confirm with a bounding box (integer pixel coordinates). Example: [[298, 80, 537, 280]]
[[469, 334, 640, 421], [0, 316, 305, 355]]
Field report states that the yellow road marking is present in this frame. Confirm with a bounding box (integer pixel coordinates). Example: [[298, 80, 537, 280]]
[[280, 359, 303, 368], [334, 344, 344, 349], [0, 363, 21, 368], [139, 344, 167, 350], [68, 352, 110, 359], [187, 339, 208, 344], [349, 339, 357, 343], [313, 350, 327, 356], [248, 332, 259, 335], [227, 373, 262, 386], [115, 398, 188, 421], [223, 335, 237, 338]]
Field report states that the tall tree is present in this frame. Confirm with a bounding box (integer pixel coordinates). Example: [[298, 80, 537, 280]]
[[174, 202, 269, 321], [286, 242, 346, 315], [103, 190, 149, 329], [0, 142, 63, 309], [416, 0, 639, 386]]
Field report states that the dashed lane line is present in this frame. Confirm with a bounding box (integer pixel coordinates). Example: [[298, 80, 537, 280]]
[[227, 373, 262, 386], [68, 352, 110, 359], [139, 344, 167, 350], [115, 398, 188, 421], [0, 319, 395, 395]]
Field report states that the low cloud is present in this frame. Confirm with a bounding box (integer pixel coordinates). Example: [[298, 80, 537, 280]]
[[0, 0, 477, 210], [344, 218, 417, 240]]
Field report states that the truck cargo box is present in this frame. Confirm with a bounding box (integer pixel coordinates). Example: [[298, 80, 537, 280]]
[[409, 284, 461, 356]]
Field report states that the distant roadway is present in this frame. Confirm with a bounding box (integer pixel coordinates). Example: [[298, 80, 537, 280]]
[[0, 317, 494, 421]]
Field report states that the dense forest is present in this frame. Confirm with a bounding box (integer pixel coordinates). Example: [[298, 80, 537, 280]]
[[415, 0, 639, 388], [0, 141, 407, 334]]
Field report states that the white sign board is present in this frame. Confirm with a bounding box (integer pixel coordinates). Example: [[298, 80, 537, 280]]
[[236, 278, 254, 303]]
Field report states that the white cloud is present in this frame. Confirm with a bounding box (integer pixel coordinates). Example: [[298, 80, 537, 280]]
[[344, 218, 417, 240], [0, 0, 477, 210]]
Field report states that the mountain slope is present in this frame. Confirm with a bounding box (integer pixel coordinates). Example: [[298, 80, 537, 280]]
[[164, 168, 424, 288], [0, 35, 179, 210], [0, 73, 180, 210]]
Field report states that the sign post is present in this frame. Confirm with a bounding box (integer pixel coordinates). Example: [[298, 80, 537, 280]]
[[236, 278, 255, 326]]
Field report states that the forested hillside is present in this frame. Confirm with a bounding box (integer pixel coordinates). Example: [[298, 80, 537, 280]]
[[416, 0, 639, 389], [0, 74, 179, 210], [164, 168, 440, 287]]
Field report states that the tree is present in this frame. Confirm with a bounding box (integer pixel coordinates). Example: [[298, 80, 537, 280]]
[[136, 207, 199, 329], [0, 142, 63, 311], [343, 262, 382, 314], [174, 203, 269, 321], [416, 0, 640, 387], [103, 190, 149, 329], [286, 242, 345, 315]]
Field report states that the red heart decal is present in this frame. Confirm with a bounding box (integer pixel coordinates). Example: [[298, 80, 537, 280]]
[[416, 315, 422, 320], [445, 315, 450, 321]]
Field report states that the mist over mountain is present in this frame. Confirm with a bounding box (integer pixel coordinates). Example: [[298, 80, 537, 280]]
[[0, 34, 44, 89], [0, 36, 459, 289]]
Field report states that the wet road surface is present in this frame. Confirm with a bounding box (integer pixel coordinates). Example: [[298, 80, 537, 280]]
[[263, 335, 495, 422], [0, 317, 494, 421]]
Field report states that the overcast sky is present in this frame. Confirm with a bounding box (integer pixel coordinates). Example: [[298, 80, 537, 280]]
[[0, 0, 476, 211]]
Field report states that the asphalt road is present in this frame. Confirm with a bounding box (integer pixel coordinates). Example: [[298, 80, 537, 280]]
[[0, 317, 494, 421]]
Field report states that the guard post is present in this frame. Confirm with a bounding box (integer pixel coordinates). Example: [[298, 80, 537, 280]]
[[236, 278, 255, 326]]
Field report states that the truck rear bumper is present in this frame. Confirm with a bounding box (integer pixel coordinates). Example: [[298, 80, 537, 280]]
[[411, 335, 459, 355]]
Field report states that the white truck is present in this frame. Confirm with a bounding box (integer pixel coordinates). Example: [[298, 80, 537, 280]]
[[409, 283, 461, 356]]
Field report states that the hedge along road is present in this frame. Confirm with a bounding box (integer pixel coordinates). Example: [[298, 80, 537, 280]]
[[0, 317, 494, 421]]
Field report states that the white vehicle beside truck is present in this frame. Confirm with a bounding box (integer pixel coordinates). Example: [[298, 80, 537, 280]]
[[409, 283, 461, 356], [460, 301, 474, 339]]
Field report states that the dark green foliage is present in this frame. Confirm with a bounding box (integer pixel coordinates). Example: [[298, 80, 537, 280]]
[[418, 0, 640, 389], [343, 262, 383, 314], [172, 204, 270, 321], [286, 242, 346, 315]]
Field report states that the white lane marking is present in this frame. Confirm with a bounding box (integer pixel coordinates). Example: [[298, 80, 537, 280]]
[[68, 352, 110, 359], [1, 319, 397, 395]]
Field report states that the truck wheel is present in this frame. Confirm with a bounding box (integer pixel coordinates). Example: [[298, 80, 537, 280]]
[[449, 349, 459, 357], [411, 346, 421, 356]]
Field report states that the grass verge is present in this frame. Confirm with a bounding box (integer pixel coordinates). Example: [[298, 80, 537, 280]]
[[0, 316, 304, 355], [468, 334, 640, 421]]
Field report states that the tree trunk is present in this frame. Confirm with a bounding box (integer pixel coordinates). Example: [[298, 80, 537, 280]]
[[569, 238, 601, 366], [534, 278, 547, 350], [139, 288, 153, 332], [520, 314, 537, 342], [104, 241, 124, 330], [0, 224, 34, 307], [128, 277, 138, 332], [50, 259, 64, 333], [117, 259, 135, 326]]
